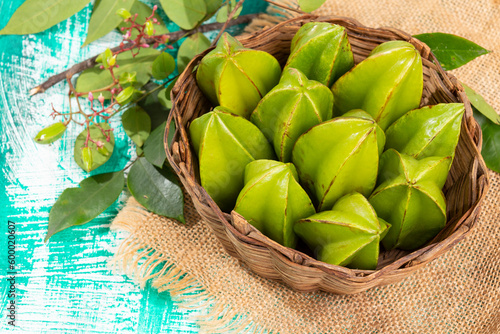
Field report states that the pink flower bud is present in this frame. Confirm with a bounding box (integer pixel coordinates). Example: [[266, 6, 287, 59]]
[[153, 5, 158, 10], [140, 43, 150, 48], [124, 30, 131, 40], [98, 93, 105, 105], [152, 18, 158, 23], [121, 27, 125, 31], [100, 65, 104, 69], [95, 140, 104, 148], [88, 91, 94, 102]]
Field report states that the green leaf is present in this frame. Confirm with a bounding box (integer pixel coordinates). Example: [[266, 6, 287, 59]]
[[463, 83, 500, 125], [152, 52, 176, 80], [473, 110, 500, 173], [215, 3, 243, 23], [118, 1, 168, 39], [158, 79, 177, 109], [0, 0, 91, 35], [115, 86, 141, 105], [204, 0, 223, 18], [160, 0, 207, 30], [83, 0, 135, 47], [143, 121, 167, 167], [122, 106, 151, 147], [298, 0, 326, 12], [127, 158, 185, 222], [76, 47, 160, 99], [177, 33, 211, 73], [74, 123, 115, 172], [138, 82, 170, 130], [46, 171, 124, 242], [414, 33, 489, 70]]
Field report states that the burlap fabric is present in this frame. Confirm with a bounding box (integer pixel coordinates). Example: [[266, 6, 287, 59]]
[[110, 1, 500, 332]]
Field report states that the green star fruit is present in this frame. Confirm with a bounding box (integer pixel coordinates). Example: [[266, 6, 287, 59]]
[[331, 40, 423, 130], [189, 107, 276, 212], [292, 112, 385, 211], [234, 160, 315, 248], [385, 103, 465, 160], [196, 33, 282, 119], [294, 192, 390, 270], [251, 67, 334, 162], [369, 149, 450, 251], [284, 22, 354, 87]]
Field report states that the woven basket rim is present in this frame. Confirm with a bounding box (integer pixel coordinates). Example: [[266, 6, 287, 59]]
[[165, 14, 490, 293]]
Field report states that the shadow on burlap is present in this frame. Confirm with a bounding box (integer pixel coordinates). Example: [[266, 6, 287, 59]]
[[110, 1, 500, 332]]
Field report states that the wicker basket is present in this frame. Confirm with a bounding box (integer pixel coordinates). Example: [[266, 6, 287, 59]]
[[165, 15, 490, 294]]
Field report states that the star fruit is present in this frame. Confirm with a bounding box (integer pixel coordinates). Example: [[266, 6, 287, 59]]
[[250, 67, 334, 162], [385, 103, 465, 160], [331, 40, 423, 130], [369, 149, 450, 251], [284, 22, 354, 87], [189, 107, 276, 212], [294, 192, 390, 270], [196, 32, 282, 118], [234, 160, 315, 248], [292, 111, 385, 211]]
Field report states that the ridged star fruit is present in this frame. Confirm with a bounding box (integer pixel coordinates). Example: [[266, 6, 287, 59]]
[[385, 103, 464, 160], [284, 22, 354, 87], [294, 192, 390, 270], [234, 160, 315, 248], [196, 32, 282, 118], [292, 113, 385, 211], [369, 149, 450, 251], [331, 40, 423, 130], [189, 107, 276, 212], [250, 67, 334, 162]]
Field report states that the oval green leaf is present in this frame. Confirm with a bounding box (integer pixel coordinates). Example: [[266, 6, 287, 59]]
[[122, 106, 151, 147], [143, 121, 167, 168], [152, 52, 176, 80], [473, 110, 500, 173], [82, 0, 135, 47], [177, 33, 211, 73], [127, 158, 185, 223], [463, 83, 500, 125], [215, 3, 243, 23], [46, 171, 124, 242], [74, 123, 115, 172], [76, 47, 160, 99], [414, 32, 489, 70], [0, 0, 91, 35], [160, 0, 207, 30], [118, 1, 169, 39], [298, 0, 326, 12]]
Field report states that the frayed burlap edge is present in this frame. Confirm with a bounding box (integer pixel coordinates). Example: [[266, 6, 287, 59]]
[[108, 198, 270, 334]]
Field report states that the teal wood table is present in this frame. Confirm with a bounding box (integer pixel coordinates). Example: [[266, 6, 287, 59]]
[[0, 0, 267, 332]]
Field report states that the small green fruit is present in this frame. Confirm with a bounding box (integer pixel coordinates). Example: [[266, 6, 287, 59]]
[[369, 149, 449, 251], [189, 107, 276, 211], [294, 192, 390, 270], [292, 114, 385, 211], [284, 22, 354, 87], [332, 41, 423, 130], [196, 33, 281, 118], [234, 160, 315, 248], [33, 122, 67, 144], [251, 67, 333, 162], [385, 103, 464, 160]]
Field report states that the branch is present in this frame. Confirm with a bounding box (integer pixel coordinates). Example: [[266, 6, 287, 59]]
[[211, 0, 246, 47], [29, 13, 259, 96]]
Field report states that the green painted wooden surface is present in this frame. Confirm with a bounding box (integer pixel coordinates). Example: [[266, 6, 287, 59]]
[[0, 0, 267, 332]]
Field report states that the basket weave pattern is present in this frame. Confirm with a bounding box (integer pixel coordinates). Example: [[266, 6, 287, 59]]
[[165, 15, 489, 294]]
